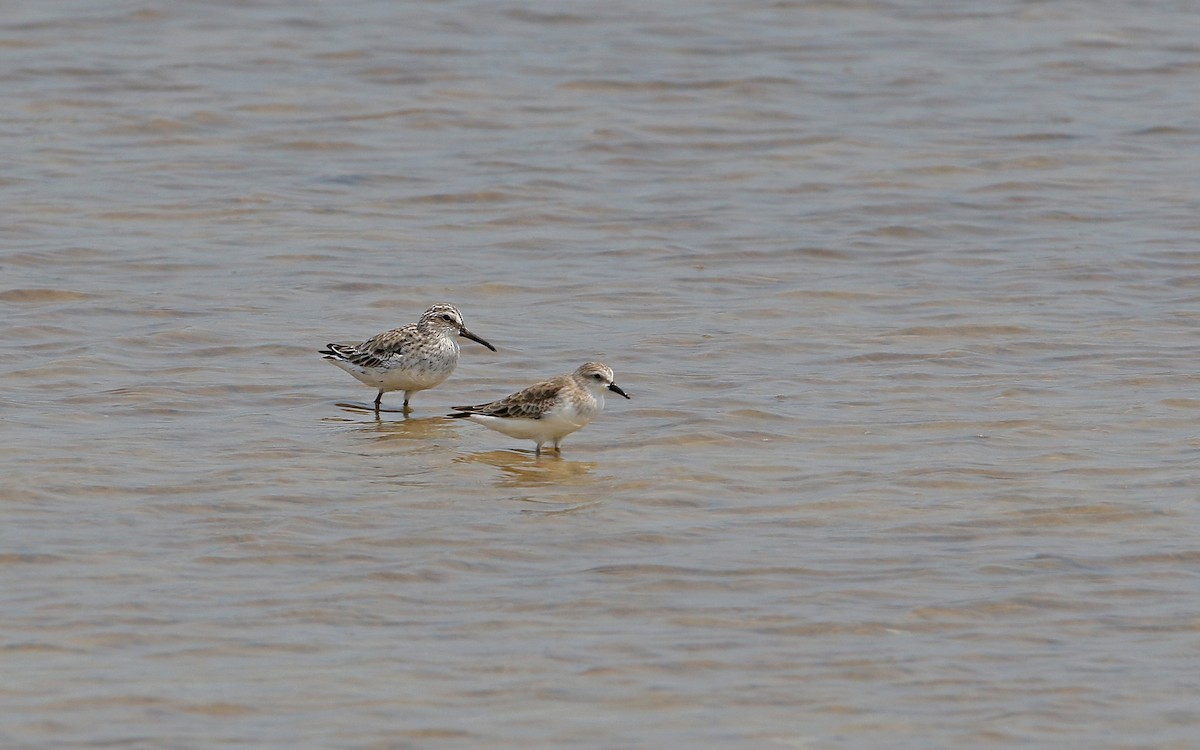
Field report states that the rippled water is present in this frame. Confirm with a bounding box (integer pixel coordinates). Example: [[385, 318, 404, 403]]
[[4, 1, 1200, 747]]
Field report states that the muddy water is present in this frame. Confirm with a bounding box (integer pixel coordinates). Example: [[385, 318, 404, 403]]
[[4, 1, 1200, 747]]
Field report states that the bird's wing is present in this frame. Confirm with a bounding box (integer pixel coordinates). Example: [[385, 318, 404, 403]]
[[452, 376, 567, 420], [325, 326, 416, 369]]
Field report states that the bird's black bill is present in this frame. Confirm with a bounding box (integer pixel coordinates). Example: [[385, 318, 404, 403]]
[[459, 328, 497, 352], [608, 383, 630, 399]]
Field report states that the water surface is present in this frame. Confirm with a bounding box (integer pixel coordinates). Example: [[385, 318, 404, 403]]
[[4, 1, 1200, 748]]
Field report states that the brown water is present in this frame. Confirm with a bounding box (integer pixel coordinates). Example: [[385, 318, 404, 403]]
[[4, 1, 1200, 748]]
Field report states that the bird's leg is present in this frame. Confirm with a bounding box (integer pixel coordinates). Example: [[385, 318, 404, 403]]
[[552, 439, 562, 454], [534, 443, 542, 457], [402, 391, 412, 413], [374, 391, 383, 411]]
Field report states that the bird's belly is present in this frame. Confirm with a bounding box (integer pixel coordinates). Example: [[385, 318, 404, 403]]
[[470, 411, 588, 441], [376, 363, 451, 390], [332, 358, 454, 391]]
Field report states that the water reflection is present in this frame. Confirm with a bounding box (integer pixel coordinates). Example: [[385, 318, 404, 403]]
[[455, 449, 597, 488], [325, 405, 458, 442], [333, 401, 410, 417]]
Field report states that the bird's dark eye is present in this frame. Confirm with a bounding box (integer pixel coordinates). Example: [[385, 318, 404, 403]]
[[442, 314, 453, 322], [593, 373, 603, 380]]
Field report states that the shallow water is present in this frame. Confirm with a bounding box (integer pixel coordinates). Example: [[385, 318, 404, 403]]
[[4, 1, 1200, 748]]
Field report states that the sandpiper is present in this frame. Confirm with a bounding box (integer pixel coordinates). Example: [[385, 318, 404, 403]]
[[448, 362, 629, 456], [321, 303, 495, 411]]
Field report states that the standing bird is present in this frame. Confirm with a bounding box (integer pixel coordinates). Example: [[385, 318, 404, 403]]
[[448, 362, 630, 456], [321, 303, 495, 412]]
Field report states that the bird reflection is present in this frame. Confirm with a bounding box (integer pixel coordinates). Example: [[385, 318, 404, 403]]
[[334, 401, 411, 416], [454, 449, 596, 488], [327, 403, 456, 441]]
